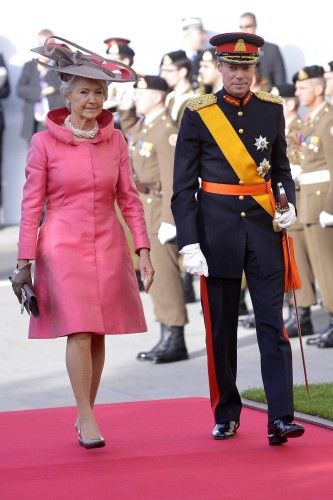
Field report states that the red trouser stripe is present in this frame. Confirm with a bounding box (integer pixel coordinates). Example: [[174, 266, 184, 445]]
[[283, 325, 290, 341], [200, 276, 220, 414]]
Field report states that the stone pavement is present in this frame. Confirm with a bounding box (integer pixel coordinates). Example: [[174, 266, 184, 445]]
[[0, 225, 331, 412]]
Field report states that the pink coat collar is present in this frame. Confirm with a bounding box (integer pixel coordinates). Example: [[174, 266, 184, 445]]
[[46, 107, 115, 144]]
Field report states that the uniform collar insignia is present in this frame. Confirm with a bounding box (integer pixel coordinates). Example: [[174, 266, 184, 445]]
[[223, 91, 252, 107]]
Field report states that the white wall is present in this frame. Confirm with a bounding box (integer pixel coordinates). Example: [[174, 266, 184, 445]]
[[1, 0, 332, 223]]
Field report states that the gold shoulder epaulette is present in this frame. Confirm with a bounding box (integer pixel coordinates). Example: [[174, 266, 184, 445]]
[[255, 90, 283, 105], [187, 94, 217, 111]]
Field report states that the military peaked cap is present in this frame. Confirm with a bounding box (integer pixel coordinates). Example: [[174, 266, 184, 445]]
[[209, 32, 264, 65]]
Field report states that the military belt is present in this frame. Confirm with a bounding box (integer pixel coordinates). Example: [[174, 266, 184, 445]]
[[299, 169, 330, 185], [202, 179, 272, 196]]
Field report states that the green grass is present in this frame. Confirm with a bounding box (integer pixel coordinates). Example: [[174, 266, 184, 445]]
[[241, 383, 333, 421]]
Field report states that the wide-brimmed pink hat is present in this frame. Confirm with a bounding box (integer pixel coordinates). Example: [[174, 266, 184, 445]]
[[31, 35, 137, 83]]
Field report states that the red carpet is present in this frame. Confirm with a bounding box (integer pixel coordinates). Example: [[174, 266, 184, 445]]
[[0, 398, 331, 500]]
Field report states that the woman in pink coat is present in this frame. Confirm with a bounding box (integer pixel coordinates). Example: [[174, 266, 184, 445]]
[[11, 37, 154, 449]]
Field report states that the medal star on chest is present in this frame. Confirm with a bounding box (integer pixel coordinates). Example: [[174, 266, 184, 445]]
[[254, 135, 269, 151], [257, 158, 271, 177]]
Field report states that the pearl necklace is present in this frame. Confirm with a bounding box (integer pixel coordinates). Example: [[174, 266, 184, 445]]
[[64, 115, 99, 139]]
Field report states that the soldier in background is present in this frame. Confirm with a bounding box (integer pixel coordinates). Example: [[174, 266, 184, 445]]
[[180, 16, 206, 90], [160, 50, 196, 127], [119, 75, 189, 363], [271, 83, 316, 337], [198, 49, 223, 93], [160, 50, 198, 303], [103, 37, 135, 128], [103, 37, 142, 288], [294, 66, 333, 348], [324, 61, 333, 103]]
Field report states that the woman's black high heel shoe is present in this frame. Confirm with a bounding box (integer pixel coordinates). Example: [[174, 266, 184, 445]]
[[77, 425, 105, 449]]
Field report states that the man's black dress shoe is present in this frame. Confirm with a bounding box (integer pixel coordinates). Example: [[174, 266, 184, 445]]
[[268, 419, 305, 446], [212, 421, 239, 440]]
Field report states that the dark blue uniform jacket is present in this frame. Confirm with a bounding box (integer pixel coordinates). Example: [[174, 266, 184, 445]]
[[171, 88, 295, 279]]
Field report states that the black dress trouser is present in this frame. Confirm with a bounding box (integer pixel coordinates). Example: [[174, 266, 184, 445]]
[[201, 236, 294, 424]]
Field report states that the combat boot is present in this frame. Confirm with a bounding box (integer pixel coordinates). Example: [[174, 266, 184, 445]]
[[137, 323, 169, 361], [285, 306, 314, 338], [317, 314, 333, 348], [152, 326, 189, 363]]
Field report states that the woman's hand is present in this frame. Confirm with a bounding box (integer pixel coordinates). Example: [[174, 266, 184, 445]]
[[138, 248, 154, 293], [10, 262, 33, 303]]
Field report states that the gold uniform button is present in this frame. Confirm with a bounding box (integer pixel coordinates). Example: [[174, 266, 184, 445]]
[[316, 190, 321, 195], [238, 128, 244, 134], [241, 212, 246, 217], [239, 195, 244, 200], [238, 111, 243, 117], [239, 180, 244, 185]]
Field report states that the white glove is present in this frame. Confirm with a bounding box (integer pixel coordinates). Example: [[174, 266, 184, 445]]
[[319, 210, 333, 228], [158, 222, 177, 244], [180, 243, 209, 277], [274, 203, 296, 229], [290, 164, 302, 182]]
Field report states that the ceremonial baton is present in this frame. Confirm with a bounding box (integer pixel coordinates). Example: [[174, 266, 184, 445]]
[[275, 182, 310, 394]]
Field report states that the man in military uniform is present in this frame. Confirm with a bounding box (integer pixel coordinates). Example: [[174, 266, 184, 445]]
[[294, 66, 333, 348], [181, 16, 207, 90], [119, 76, 189, 363], [160, 50, 197, 127], [198, 49, 223, 94], [160, 50, 198, 303], [103, 37, 136, 127], [324, 61, 333, 102], [271, 83, 316, 338], [172, 32, 305, 444], [199, 48, 251, 318]]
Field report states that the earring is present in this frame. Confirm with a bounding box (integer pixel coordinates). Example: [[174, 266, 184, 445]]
[[66, 99, 71, 109]]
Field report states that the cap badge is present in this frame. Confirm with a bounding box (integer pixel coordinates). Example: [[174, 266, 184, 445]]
[[202, 51, 214, 62], [234, 39, 246, 52], [254, 135, 269, 151], [298, 69, 309, 81], [137, 78, 148, 89], [162, 55, 172, 65], [108, 41, 119, 55]]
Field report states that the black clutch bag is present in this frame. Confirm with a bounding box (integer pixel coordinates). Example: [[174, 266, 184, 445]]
[[20, 284, 40, 317]]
